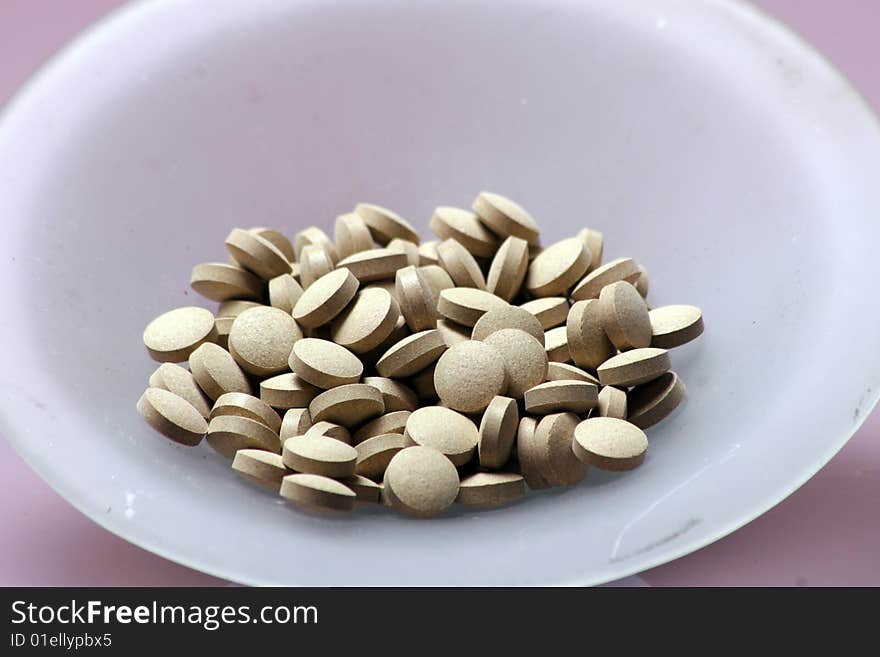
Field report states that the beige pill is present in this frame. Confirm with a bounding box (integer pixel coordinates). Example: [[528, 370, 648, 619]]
[[516, 416, 549, 490], [302, 420, 351, 444], [387, 238, 421, 267], [434, 341, 507, 413], [210, 392, 282, 434], [483, 328, 548, 399], [249, 227, 295, 262], [294, 226, 339, 263], [232, 449, 288, 491], [143, 306, 217, 363], [259, 373, 320, 410], [598, 281, 652, 350], [485, 236, 529, 301], [478, 396, 518, 469], [228, 306, 302, 376], [336, 248, 409, 283], [309, 383, 385, 427], [280, 407, 312, 439], [361, 377, 418, 412], [524, 380, 598, 415], [383, 446, 460, 518], [472, 192, 540, 245], [520, 297, 569, 330], [280, 473, 356, 512], [597, 386, 628, 420], [189, 343, 251, 400], [545, 362, 600, 386], [570, 257, 640, 301], [355, 432, 409, 479], [457, 472, 525, 507], [334, 212, 374, 260], [526, 237, 590, 297], [404, 406, 479, 466], [648, 305, 704, 349], [299, 244, 335, 288], [355, 203, 420, 245], [137, 388, 207, 446], [207, 414, 281, 459], [437, 288, 507, 327], [289, 338, 363, 389], [471, 305, 544, 343], [395, 265, 438, 332], [282, 435, 357, 478], [217, 300, 262, 318], [544, 326, 571, 363], [418, 240, 441, 266], [214, 317, 233, 349], [268, 273, 303, 313], [225, 228, 291, 280], [429, 206, 498, 258], [408, 362, 438, 401], [627, 371, 686, 429], [375, 329, 447, 378], [573, 417, 648, 471], [576, 228, 604, 272], [292, 268, 359, 329], [148, 363, 212, 419], [436, 319, 471, 347], [597, 348, 670, 387], [359, 315, 410, 367], [634, 263, 649, 298], [436, 238, 486, 289], [340, 474, 383, 504], [536, 412, 588, 486], [417, 265, 455, 297], [191, 262, 264, 302], [330, 287, 400, 354], [567, 299, 615, 369], [352, 410, 411, 445]]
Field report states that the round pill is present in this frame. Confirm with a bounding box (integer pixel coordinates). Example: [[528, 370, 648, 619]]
[[570, 257, 640, 301], [289, 338, 363, 389], [149, 363, 212, 419], [190, 262, 264, 302], [355, 433, 409, 479], [437, 319, 471, 347], [434, 341, 507, 413], [340, 474, 383, 504], [572, 417, 648, 471], [143, 306, 217, 363], [359, 315, 410, 367], [309, 384, 385, 427], [299, 244, 335, 289], [268, 273, 303, 313], [225, 228, 291, 280], [576, 228, 604, 272], [436, 238, 486, 289], [355, 203, 420, 245], [337, 248, 409, 283], [189, 343, 251, 400], [294, 226, 339, 263], [395, 265, 438, 332], [429, 206, 498, 258], [457, 472, 525, 507], [418, 240, 441, 266], [232, 449, 288, 491], [472, 192, 540, 245], [648, 305, 704, 349], [536, 412, 588, 486], [627, 371, 686, 429], [228, 306, 302, 376], [471, 305, 544, 343], [137, 388, 207, 446], [303, 420, 351, 444], [331, 287, 401, 354], [280, 473, 356, 512], [526, 237, 590, 297], [544, 326, 571, 363], [417, 265, 455, 297], [361, 377, 418, 412], [334, 212, 374, 260], [483, 328, 548, 399], [520, 297, 569, 330], [634, 263, 649, 298], [292, 268, 359, 329], [375, 329, 447, 378], [259, 373, 320, 410], [597, 348, 670, 387], [437, 288, 508, 327], [352, 410, 411, 445], [282, 435, 357, 478], [516, 416, 549, 490], [567, 299, 615, 370], [280, 408, 312, 440], [207, 415, 281, 459], [383, 446, 460, 518], [545, 362, 600, 386], [216, 300, 262, 318], [214, 317, 233, 349], [404, 406, 479, 466], [210, 392, 282, 434], [249, 227, 295, 262], [524, 380, 598, 415], [597, 386, 628, 420], [598, 281, 652, 350], [387, 238, 421, 266], [485, 236, 529, 301], [478, 396, 518, 469]]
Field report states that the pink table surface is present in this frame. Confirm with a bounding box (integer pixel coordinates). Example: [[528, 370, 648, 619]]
[[2, 0, 879, 587]]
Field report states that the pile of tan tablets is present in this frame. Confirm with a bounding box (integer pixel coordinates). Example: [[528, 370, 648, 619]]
[[139, 193, 703, 517]]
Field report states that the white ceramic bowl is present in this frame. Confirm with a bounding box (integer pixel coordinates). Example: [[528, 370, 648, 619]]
[[2, 0, 879, 586]]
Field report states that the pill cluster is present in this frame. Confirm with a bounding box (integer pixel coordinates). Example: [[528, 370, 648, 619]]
[[139, 193, 703, 517]]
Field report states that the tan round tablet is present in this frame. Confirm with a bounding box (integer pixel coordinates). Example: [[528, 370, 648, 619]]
[[189, 343, 251, 400], [648, 305, 704, 349], [472, 192, 540, 245], [516, 416, 549, 490], [282, 435, 357, 478], [570, 257, 640, 301], [545, 362, 600, 386], [433, 341, 507, 413], [597, 386, 628, 420], [225, 228, 291, 280], [268, 273, 303, 313], [418, 240, 441, 266], [228, 306, 302, 376], [288, 338, 363, 389], [298, 421, 349, 445], [352, 410, 411, 445], [485, 236, 529, 301], [483, 328, 548, 399], [292, 268, 359, 329], [214, 317, 233, 349], [259, 373, 320, 409], [190, 262, 264, 302], [573, 417, 648, 471], [249, 227, 295, 262], [355, 203, 420, 245], [634, 263, 649, 298], [576, 228, 604, 272], [536, 412, 588, 486], [294, 226, 339, 263], [280, 473, 356, 512], [216, 299, 263, 318], [143, 306, 217, 363], [137, 388, 207, 446], [437, 288, 507, 327], [337, 248, 409, 283], [435, 238, 486, 289], [598, 281, 652, 350], [526, 237, 590, 297], [375, 329, 447, 378], [544, 326, 571, 363], [149, 363, 212, 419], [308, 384, 385, 427], [524, 380, 598, 415], [567, 299, 615, 369], [404, 406, 479, 466], [330, 287, 401, 354], [383, 446, 460, 518], [457, 472, 525, 507], [359, 315, 410, 366], [520, 297, 569, 330], [408, 362, 438, 401], [361, 377, 418, 412], [334, 212, 374, 260], [429, 206, 498, 258], [395, 265, 438, 332], [354, 432, 409, 479], [280, 407, 312, 439], [210, 392, 282, 434], [387, 238, 420, 266], [627, 371, 686, 429], [340, 474, 383, 504], [298, 244, 335, 288], [471, 305, 544, 343], [206, 414, 281, 459], [597, 348, 670, 387], [417, 265, 455, 297], [478, 396, 518, 469], [232, 449, 288, 490], [436, 319, 471, 347]]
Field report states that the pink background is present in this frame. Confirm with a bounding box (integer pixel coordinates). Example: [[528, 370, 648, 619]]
[[1, 0, 878, 586]]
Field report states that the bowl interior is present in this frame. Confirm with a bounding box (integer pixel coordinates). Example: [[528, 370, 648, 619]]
[[1, 0, 879, 585]]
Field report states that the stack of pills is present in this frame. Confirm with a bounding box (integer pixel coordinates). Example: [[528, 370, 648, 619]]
[[139, 193, 703, 517]]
